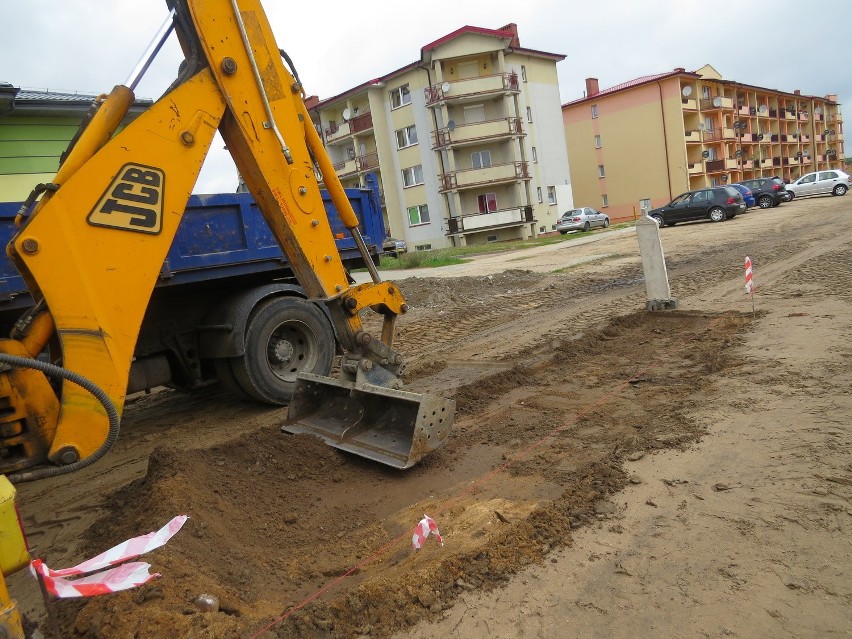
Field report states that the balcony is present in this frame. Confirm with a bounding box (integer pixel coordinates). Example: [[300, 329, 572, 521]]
[[355, 152, 379, 173], [687, 162, 703, 174], [737, 105, 750, 116], [722, 127, 735, 140], [425, 72, 520, 106], [681, 98, 697, 110], [332, 157, 358, 177], [705, 159, 725, 173], [784, 110, 797, 120], [798, 111, 809, 121], [699, 96, 733, 110], [325, 111, 373, 144], [684, 129, 701, 143], [702, 128, 722, 142], [325, 120, 350, 144], [432, 117, 524, 149], [760, 158, 773, 168], [446, 205, 534, 235], [438, 161, 530, 192]]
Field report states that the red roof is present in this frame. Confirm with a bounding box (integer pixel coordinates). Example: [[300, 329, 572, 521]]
[[563, 69, 700, 107]]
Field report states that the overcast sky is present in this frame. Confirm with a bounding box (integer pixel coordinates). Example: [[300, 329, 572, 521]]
[[5, 0, 849, 193]]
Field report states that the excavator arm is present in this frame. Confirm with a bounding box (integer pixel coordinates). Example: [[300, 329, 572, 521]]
[[0, 0, 454, 481]]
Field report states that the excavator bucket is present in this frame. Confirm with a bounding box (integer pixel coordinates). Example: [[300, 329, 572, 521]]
[[282, 373, 454, 469]]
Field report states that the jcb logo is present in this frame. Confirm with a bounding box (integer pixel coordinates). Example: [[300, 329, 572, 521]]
[[88, 163, 165, 234]]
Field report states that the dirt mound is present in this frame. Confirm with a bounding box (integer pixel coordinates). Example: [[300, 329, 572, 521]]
[[61, 310, 750, 638]]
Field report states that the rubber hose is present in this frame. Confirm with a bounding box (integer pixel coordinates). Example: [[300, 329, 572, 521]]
[[0, 354, 120, 483]]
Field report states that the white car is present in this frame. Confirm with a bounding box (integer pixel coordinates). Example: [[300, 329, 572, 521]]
[[786, 170, 850, 199]]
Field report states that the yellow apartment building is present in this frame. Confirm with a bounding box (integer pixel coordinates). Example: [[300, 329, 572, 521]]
[[562, 65, 845, 222], [308, 24, 571, 250]]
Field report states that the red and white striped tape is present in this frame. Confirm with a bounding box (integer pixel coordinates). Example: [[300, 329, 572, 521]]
[[744, 256, 754, 295], [31, 514, 187, 598], [32, 559, 158, 598], [412, 514, 443, 550]]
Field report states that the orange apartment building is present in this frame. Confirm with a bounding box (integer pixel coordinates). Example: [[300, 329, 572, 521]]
[[562, 65, 845, 222]]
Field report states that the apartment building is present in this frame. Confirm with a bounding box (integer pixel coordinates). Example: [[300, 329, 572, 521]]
[[309, 24, 571, 250], [562, 64, 845, 222]]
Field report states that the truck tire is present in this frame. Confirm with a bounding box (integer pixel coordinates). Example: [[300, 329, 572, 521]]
[[226, 297, 335, 404]]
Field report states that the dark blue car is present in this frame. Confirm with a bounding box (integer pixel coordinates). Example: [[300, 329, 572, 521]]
[[730, 183, 756, 209]]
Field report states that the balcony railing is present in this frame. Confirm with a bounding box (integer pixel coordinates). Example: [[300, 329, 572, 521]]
[[325, 111, 373, 144], [332, 157, 358, 177], [702, 128, 721, 142], [446, 205, 534, 234], [699, 96, 733, 110], [684, 129, 701, 142], [432, 117, 523, 149], [438, 161, 529, 192], [355, 152, 379, 172], [425, 72, 520, 106], [681, 98, 697, 110], [687, 162, 703, 174], [705, 159, 725, 172]]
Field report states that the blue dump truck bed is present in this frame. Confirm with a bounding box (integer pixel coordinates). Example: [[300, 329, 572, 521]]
[[0, 174, 385, 320]]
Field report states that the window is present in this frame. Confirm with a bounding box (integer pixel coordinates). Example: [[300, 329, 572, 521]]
[[407, 204, 430, 226], [526, 107, 532, 123], [598, 165, 605, 178], [401, 165, 424, 187], [702, 86, 711, 99], [594, 134, 602, 148], [477, 192, 497, 213], [415, 244, 432, 251], [521, 65, 527, 82], [537, 187, 543, 203], [486, 234, 498, 243], [390, 84, 411, 109], [540, 226, 547, 233], [532, 146, 537, 163], [395, 125, 418, 149], [601, 194, 609, 207], [591, 104, 598, 118], [471, 150, 492, 169], [547, 186, 557, 205]]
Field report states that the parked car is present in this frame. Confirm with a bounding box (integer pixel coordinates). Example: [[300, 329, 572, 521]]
[[738, 177, 787, 209], [647, 186, 745, 226], [556, 207, 610, 234], [786, 170, 851, 199], [382, 237, 408, 258], [729, 183, 756, 209]]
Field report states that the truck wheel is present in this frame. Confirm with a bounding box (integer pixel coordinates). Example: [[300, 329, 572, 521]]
[[229, 297, 335, 405]]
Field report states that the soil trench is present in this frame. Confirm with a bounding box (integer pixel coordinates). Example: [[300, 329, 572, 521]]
[[9, 195, 852, 638]]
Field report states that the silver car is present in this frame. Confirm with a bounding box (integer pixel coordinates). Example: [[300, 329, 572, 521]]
[[556, 207, 610, 234], [786, 170, 851, 199]]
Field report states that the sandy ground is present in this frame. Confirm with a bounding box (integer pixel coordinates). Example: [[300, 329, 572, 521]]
[[9, 194, 852, 638]]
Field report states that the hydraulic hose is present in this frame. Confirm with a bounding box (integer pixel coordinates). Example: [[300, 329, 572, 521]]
[[0, 354, 120, 483]]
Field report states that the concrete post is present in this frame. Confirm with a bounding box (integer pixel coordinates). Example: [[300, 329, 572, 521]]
[[636, 213, 678, 310]]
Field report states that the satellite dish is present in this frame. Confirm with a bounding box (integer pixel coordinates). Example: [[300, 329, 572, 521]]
[[682, 86, 693, 97], [712, 96, 722, 107], [757, 133, 764, 141], [733, 120, 741, 128], [735, 150, 742, 157], [447, 120, 456, 131], [441, 81, 451, 93], [721, 174, 728, 182], [758, 104, 767, 114], [701, 150, 710, 159], [795, 151, 802, 158], [829, 129, 836, 135], [698, 123, 705, 131], [803, 149, 810, 157], [814, 106, 822, 114], [342, 108, 351, 121]]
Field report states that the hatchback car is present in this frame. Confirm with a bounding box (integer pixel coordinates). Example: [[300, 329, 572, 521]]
[[786, 170, 851, 199], [556, 207, 610, 234], [738, 177, 787, 208], [382, 237, 408, 258], [729, 183, 756, 209], [647, 186, 745, 226]]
